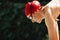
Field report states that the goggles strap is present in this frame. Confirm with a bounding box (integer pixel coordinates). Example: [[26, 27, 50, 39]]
[[30, 3, 32, 17]]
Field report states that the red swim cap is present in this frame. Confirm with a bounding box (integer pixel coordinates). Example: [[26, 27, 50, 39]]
[[25, 1, 41, 17]]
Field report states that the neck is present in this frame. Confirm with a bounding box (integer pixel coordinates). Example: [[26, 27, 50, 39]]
[[40, 9, 45, 18]]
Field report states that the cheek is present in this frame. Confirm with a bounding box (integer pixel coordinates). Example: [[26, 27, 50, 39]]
[[38, 14, 44, 21], [39, 17, 43, 22], [32, 12, 44, 22], [32, 13, 42, 20], [37, 14, 42, 19]]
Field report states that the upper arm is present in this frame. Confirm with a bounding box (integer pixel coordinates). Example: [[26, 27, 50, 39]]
[[44, 6, 59, 40], [44, 6, 58, 28]]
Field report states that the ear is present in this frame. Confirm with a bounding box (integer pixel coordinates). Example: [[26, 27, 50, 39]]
[[41, 6, 47, 10]]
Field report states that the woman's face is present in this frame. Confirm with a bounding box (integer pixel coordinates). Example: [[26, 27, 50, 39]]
[[31, 10, 44, 23]]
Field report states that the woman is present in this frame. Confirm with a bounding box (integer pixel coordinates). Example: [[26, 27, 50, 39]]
[[25, 0, 59, 40]]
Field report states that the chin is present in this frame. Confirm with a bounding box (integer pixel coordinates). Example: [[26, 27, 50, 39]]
[[36, 20, 42, 23], [38, 21, 42, 23]]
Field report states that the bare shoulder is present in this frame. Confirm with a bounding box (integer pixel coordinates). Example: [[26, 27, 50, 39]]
[[42, 6, 52, 16]]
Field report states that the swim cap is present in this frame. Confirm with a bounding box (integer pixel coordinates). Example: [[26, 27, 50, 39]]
[[25, 1, 41, 17]]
